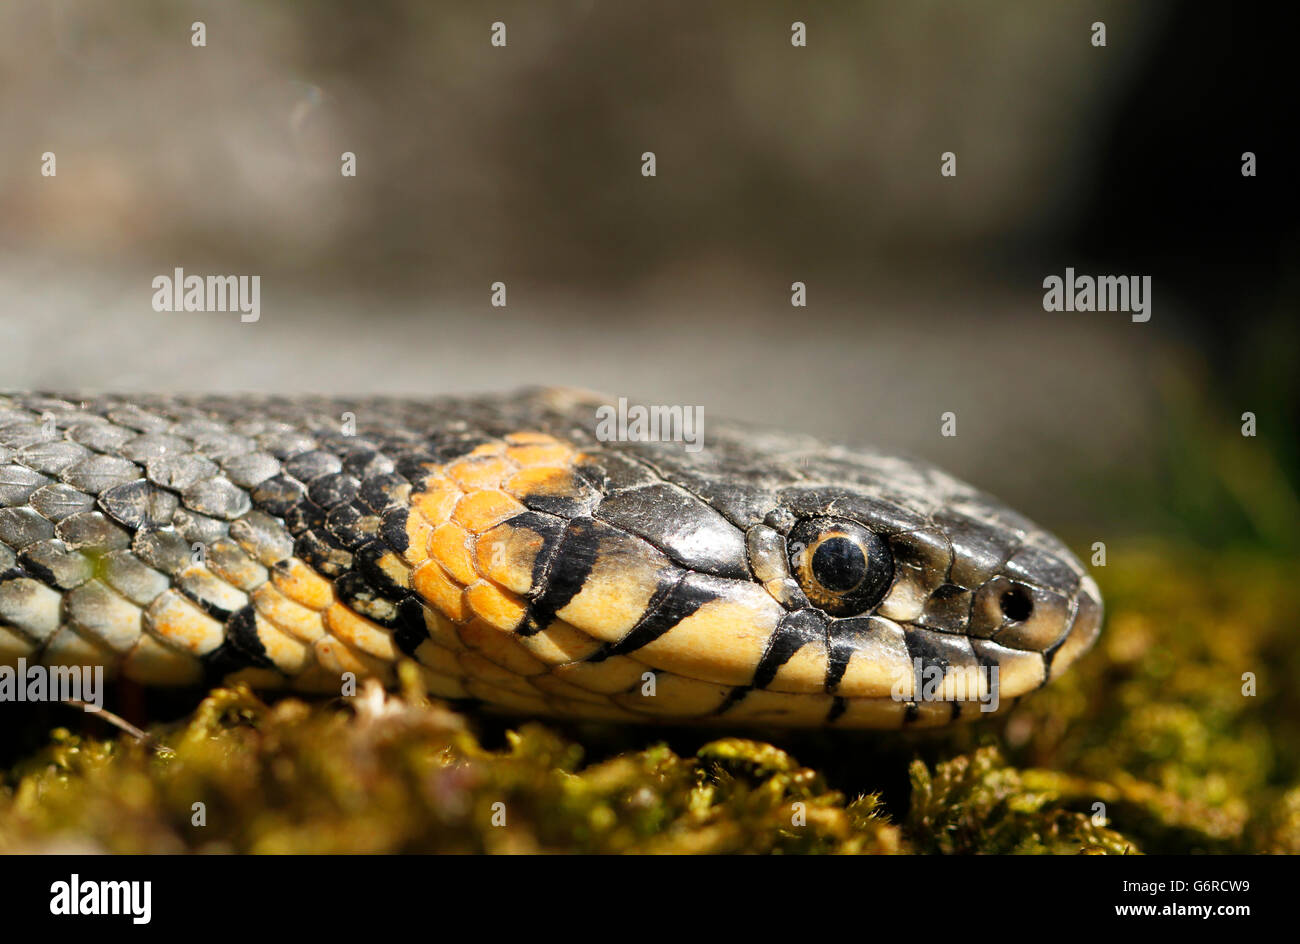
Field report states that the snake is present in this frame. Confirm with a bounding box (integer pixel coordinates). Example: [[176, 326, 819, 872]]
[[0, 388, 1102, 728]]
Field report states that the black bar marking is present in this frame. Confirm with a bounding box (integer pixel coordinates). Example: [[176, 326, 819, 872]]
[[512, 510, 567, 598], [204, 605, 275, 678], [352, 540, 409, 602], [177, 581, 238, 623], [584, 571, 682, 663], [712, 686, 750, 716], [391, 597, 431, 657], [753, 608, 826, 690], [903, 626, 954, 675], [602, 571, 711, 657], [824, 616, 873, 693], [519, 517, 603, 636]]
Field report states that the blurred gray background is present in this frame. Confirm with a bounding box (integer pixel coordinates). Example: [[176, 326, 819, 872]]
[[1, 1, 1294, 543]]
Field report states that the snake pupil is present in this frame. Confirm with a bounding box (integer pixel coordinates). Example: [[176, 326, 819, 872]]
[[999, 587, 1034, 622], [811, 537, 868, 593]]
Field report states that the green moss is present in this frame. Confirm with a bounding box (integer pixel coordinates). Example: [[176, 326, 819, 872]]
[[1, 543, 1295, 853], [906, 747, 1134, 854]]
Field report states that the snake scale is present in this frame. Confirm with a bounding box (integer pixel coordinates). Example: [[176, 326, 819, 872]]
[[0, 388, 1101, 728]]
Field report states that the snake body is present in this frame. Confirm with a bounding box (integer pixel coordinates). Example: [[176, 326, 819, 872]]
[[0, 389, 1101, 728]]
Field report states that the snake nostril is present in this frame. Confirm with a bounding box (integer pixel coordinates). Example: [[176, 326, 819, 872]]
[[999, 587, 1034, 622]]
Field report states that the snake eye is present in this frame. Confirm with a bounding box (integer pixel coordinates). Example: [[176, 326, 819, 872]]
[[788, 517, 893, 616]]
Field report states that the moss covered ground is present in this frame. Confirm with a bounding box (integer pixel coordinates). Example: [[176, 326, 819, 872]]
[[1, 544, 1296, 854]]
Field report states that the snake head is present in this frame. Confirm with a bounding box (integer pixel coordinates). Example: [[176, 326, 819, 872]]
[[740, 478, 1104, 727], [411, 390, 1103, 727]]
